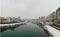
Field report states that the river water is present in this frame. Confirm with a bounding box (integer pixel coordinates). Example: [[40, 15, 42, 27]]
[[0, 22, 48, 37]]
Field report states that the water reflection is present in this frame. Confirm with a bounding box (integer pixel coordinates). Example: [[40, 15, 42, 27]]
[[0, 23, 48, 37], [36, 23, 44, 28], [0, 24, 24, 33], [0, 23, 45, 33]]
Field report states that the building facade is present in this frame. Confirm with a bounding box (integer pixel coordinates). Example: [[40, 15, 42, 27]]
[[56, 7, 60, 20]]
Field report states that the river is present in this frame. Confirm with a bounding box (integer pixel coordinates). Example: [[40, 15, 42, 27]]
[[0, 22, 48, 37]]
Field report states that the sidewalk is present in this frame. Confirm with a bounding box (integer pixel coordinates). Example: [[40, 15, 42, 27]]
[[0, 22, 25, 27], [45, 25, 60, 37]]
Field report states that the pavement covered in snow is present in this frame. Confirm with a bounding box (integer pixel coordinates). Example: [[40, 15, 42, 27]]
[[0, 22, 25, 27], [45, 25, 60, 37]]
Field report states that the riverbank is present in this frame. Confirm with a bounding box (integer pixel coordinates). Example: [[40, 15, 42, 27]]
[[41, 21, 60, 37], [0, 22, 26, 28], [44, 25, 60, 37]]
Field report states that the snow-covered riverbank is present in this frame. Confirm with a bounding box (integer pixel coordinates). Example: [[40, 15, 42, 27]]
[[45, 25, 60, 37], [0, 22, 25, 27]]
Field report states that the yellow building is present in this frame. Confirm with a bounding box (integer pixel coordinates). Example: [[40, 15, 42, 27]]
[[0, 17, 7, 23], [46, 12, 56, 21]]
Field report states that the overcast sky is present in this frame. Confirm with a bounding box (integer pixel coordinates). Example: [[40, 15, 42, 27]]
[[0, 0, 60, 19]]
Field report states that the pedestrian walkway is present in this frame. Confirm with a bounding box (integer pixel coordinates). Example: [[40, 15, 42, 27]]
[[0, 22, 25, 27], [45, 25, 60, 37]]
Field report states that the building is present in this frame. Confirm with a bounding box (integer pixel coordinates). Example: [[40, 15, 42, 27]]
[[10, 17, 22, 23], [0, 17, 7, 23], [46, 12, 56, 21], [46, 12, 57, 25], [46, 7, 60, 27], [0, 16, 23, 24], [54, 7, 60, 27], [56, 7, 60, 20]]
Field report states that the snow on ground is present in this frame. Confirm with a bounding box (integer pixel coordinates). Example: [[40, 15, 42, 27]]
[[45, 25, 60, 37], [0, 22, 25, 27]]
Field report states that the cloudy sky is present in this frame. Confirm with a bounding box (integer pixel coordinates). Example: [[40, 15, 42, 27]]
[[0, 0, 60, 19]]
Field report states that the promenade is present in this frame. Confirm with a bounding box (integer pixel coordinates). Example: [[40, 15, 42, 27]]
[[0, 22, 25, 27], [45, 25, 60, 37]]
